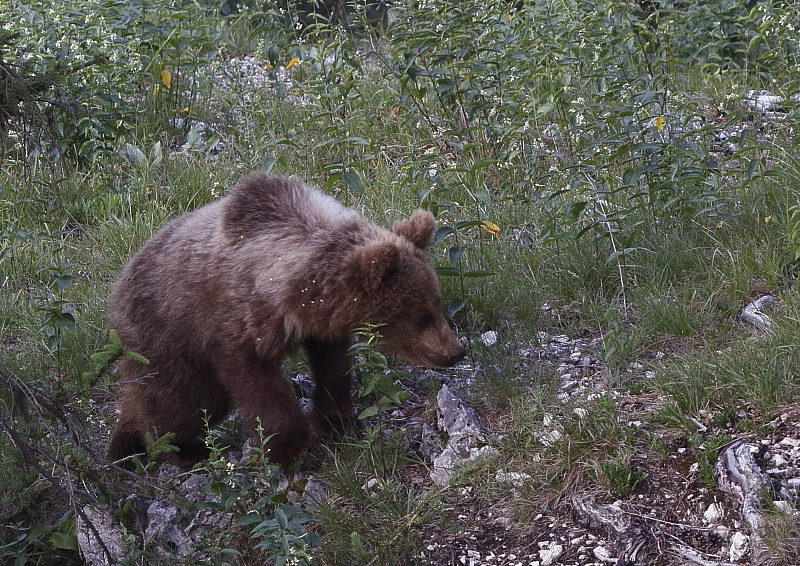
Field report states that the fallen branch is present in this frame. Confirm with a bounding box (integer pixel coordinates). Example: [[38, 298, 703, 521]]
[[571, 496, 651, 564], [738, 294, 776, 330], [714, 440, 772, 565], [572, 495, 749, 566], [674, 546, 738, 566]]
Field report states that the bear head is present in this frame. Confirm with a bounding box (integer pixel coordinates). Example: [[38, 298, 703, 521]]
[[347, 209, 466, 368]]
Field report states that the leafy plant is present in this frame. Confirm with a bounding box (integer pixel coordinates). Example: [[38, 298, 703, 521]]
[[696, 434, 733, 489], [238, 505, 320, 566], [82, 329, 149, 386], [601, 459, 647, 499], [194, 425, 321, 565], [35, 266, 77, 356], [349, 323, 410, 419], [0, 513, 78, 566]]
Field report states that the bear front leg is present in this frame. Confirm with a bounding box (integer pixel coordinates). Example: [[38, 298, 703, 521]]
[[304, 337, 355, 436], [218, 355, 310, 464]]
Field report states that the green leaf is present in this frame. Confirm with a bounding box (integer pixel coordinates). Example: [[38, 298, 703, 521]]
[[435, 266, 461, 276], [186, 128, 202, 149], [48, 532, 77, 551], [262, 156, 276, 173], [238, 513, 262, 527], [470, 158, 496, 171], [46, 334, 61, 353], [51, 275, 73, 292], [454, 220, 485, 231], [358, 406, 379, 419], [475, 189, 492, 207], [568, 201, 588, 219], [447, 298, 466, 317], [536, 102, 555, 116], [448, 246, 464, 264], [631, 142, 661, 152], [205, 135, 221, 154], [607, 247, 645, 262], [123, 351, 150, 364], [119, 143, 146, 165], [746, 158, 758, 180], [26, 524, 52, 542], [54, 313, 76, 330], [343, 171, 364, 195], [622, 168, 642, 186], [150, 140, 163, 166], [432, 226, 454, 246], [303, 530, 322, 546], [461, 270, 495, 277]]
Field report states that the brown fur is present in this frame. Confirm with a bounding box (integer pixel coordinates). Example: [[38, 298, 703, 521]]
[[108, 173, 465, 467]]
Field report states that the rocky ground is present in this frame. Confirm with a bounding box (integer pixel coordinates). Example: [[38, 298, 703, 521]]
[[409, 327, 800, 566], [83, 316, 800, 566]]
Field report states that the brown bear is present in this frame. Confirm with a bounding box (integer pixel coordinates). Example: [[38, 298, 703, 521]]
[[108, 172, 465, 468]]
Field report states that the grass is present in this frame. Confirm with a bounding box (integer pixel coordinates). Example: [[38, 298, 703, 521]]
[[2, 0, 800, 563]]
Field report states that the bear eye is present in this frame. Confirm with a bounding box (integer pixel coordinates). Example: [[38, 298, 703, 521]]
[[414, 313, 434, 331]]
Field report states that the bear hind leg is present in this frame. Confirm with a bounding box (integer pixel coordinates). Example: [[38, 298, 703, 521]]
[[110, 370, 232, 469]]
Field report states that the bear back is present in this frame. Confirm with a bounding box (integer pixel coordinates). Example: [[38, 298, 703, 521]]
[[221, 173, 357, 243]]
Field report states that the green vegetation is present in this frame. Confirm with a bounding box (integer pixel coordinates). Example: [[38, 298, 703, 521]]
[[2, 0, 800, 563]]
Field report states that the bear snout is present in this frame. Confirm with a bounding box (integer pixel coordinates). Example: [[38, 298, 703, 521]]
[[414, 337, 466, 368], [448, 342, 467, 366]]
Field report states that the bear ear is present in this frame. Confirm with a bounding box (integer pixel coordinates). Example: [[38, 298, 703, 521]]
[[392, 209, 435, 250], [360, 242, 401, 293]]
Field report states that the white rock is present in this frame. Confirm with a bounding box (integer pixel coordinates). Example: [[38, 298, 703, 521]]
[[729, 532, 749, 561], [495, 471, 532, 487], [145, 501, 191, 556], [538, 428, 563, 446], [704, 502, 723, 523], [76, 506, 124, 566], [746, 90, 784, 112], [593, 545, 614, 563], [493, 516, 514, 528], [539, 542, 563, 566], [480, 330, 498, 346]]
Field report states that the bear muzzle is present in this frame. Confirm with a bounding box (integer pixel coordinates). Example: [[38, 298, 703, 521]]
[[409, 339, 466, 368], [446, 342, 467, 366]]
